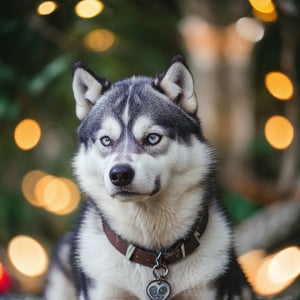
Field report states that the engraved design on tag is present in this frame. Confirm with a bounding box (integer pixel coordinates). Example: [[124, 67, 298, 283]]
[[146, 279, 171, 300]]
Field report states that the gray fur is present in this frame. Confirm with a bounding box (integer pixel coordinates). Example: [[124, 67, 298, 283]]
[[44, 56, 252, 300]]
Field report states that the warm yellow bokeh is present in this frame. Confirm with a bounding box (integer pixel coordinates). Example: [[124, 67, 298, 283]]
[[75, 0, 104, 19], [56, 178, 81, 215], [43, 177, 70, 213], [23, 171, 81, 215], [34, 174, 55, 207], [248, 0, 276, 14], [14, 119, 41, 150], [8, 235, 48, 277], [22, 170, 46, 207], [238, 249, 266, 285], [37, 1, 57, 15], [239, 246, 300, 296], [43, 177, 80, 215], [268, 246, 300, 284], [253, 247, 300, 296], [265, 72, 294, 100], [264, 116, 294, 150], [253, 8, 277, 22], [84, 29, 116, 52]]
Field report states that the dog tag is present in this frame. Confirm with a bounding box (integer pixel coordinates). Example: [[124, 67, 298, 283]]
[[146, 279, 171, 300]]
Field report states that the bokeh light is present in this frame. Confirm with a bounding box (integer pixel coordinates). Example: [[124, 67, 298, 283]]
[[235, 17, 264, 42], [22, 170, 80, 215], [248, 0, 276, 14], [43, 177, 70, 213], [0, 263, 12, 293], [264, 115, 294, 150], [37, 1, 57, 15], [56, 178, 81, 215], [238, 249, 266, 285], [265, 72, 294, 100], [84, 29, 116, 52], [239, 246, 300, 296], [43, 177, 80, 214], [253, 8, 277, 22], [34, 174, 55, 207], [268, 246, 300, 284], [254, 246, 300, 295], [75, 0, 104, 19], [14, 119, 41, 151], [22, 170, 46, 207], [8, 236, 48, 277]]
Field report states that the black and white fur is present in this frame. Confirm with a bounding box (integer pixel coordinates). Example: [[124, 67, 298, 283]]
[[44, 56, 251, 299]]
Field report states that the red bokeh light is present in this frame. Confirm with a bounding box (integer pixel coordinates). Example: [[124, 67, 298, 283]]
[[0, 263, 12, 294]]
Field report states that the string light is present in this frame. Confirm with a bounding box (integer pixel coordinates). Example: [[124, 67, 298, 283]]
[[37, 175, 80, 215], [239, 246, 300, 296], [238, 249, 266, 285], [75, 0, 104, 19], [22, 170, 46, 207], [34, 174, 55, 207], [42, 177, 80, 215], [254, 247, 300, 295], [265, 72, 294, 100], [264, 115, 294, 150], [8, 236, 48, 277], [235, 17, 264, 42], [37, 1, 57, 15], [0, 263, 12, 294], [268, 246, 300, 284], [253, 8, 277, 22], [14, 119, 41, 151], [248, 0, 276, 14], [84, 29, 116, 52], [43, 177, 70, 213], [22, 170, 80, 215], [54, 178, 81, 215]]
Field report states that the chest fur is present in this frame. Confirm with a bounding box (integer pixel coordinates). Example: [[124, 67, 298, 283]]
[[74, 203, 231, 299]]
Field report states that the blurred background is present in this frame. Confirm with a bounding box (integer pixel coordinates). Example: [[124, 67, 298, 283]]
[[0, 0, 300, 299]]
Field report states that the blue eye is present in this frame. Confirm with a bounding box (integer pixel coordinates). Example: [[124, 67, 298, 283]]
[[145, 133, 162, 146], [100, 136, 111, 146]]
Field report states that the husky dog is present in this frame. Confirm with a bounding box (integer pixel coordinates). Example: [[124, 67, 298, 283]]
[[44, 56, 251, 300]]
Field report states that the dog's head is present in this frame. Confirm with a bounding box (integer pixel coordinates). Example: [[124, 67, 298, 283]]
[[72, 56, 214, 203]]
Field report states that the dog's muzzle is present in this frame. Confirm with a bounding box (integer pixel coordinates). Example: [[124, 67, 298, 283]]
[[109, 164, 135, 187]]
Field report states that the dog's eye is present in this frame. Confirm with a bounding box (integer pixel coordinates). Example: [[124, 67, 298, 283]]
[[100, 136, 111, 146], [145, 133, 162, 146]]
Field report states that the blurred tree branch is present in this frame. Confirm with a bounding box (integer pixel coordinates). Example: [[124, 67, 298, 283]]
[[221, 169, 296, 205], [236, 196, 300, 254], [273, 0, 300, 190]]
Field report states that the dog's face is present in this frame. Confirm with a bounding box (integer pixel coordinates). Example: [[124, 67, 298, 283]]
[[72, 56, 213, 203]]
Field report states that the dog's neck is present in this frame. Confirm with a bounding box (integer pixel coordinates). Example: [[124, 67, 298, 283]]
[[101, 205, 209, 267], [96, 185, 208, 251]]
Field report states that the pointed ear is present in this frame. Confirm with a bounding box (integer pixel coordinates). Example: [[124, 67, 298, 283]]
[[155, 55, 197, 114], [72, 62, 111, 120]]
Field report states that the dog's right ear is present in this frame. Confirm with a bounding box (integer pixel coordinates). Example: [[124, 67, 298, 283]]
[[72, 62, 111, 120], [154, 55, 197, 114]]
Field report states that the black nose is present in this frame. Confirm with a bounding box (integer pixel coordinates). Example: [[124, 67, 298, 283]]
[[109, 164, 135, 186]]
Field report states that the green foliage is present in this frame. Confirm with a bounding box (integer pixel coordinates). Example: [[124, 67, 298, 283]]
[[251, 134, 281, 180], [223, 192, 260, 225]]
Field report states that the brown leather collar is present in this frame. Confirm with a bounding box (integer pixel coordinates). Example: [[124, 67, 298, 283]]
[[102, 209, 209, 268]]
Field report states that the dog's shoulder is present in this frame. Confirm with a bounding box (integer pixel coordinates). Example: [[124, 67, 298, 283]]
[[71, 197, 102, 261], [70, 198, 102, 296]]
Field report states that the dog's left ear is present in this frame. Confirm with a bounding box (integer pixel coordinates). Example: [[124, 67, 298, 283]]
[[72, 62, 111, 120], [155, 55, 197, 114]]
